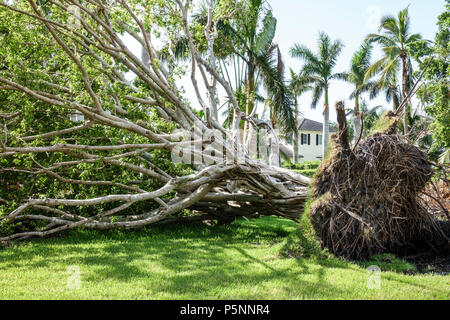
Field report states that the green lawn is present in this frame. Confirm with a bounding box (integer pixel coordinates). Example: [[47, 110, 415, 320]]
[[0, 216, 448, 300]]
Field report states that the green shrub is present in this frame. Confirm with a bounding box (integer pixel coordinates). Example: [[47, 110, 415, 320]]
[[282, 160, 321, 171], [302, 161, 321, 170], [294, 169, 317, 178]]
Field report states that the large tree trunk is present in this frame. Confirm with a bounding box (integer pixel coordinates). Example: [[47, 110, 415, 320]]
[[401, 55, 409, 135], [243, 60, 256, 144], [322, 88, 330, 159], [353, 94, 362, 144], [293, 97, 300, 163], [0, 1, 308, 242], [269, 133, 281, 167]]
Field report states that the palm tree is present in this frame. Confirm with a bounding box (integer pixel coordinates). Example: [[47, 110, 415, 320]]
[[206, 0, 294, 167], [289, 68, 312, 163], [164, 1, 294, 167], [220, 0, 296, 136], [347, 101, 385, 138], [369, 72, 402, 112], [290, 32, 344, 158], [339, 44, 379, 142], [258, 45, 295, 133], [162, 0, 295, 137], [365, 6, 427, 134]]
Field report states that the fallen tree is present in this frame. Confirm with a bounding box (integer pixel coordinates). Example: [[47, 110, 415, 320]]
[[0, 0, 309, 242], [309, 101, 449, 260]]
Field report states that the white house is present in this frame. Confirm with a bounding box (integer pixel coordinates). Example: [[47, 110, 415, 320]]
[[284, 118, 336, 162], [69, 111, 85, 123]]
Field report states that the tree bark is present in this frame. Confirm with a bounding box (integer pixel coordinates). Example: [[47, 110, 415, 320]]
[[322, 87, 330, 159], [401, 55, 409, 135], [244, 60, 256, 144], [336, 101, 350, 151], [353, 94, 362, 144], [293, 96, 300, 163], [0, 0, 308, 242]]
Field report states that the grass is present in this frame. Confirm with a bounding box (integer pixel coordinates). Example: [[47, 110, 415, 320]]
[[0, 216, 449, 300]]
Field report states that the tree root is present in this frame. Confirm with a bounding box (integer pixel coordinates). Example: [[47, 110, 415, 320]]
[[309, 103, 449, 260]]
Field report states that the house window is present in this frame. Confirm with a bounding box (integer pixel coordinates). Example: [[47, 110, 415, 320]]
[[301, 134, 307, 145], [301, 134, 311, 145], [316, 134, 322, 146]]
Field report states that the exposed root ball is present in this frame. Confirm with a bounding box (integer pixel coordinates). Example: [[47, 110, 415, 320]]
[[310, 133, 449, 260]]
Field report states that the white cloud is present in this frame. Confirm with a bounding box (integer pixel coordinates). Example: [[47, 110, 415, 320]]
[[366, 5, 381, 31]]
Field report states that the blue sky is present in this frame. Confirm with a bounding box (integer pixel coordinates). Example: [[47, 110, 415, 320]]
[[270, 0, 446, 122], [125, 1, 446, 124]]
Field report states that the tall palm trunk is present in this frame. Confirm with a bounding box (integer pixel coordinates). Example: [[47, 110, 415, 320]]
[[247, 62, 256, 115], [293, 96, 299, 163], [353, 94, 362, 144], [401, 55, 409, 135], [323, 87, 330, 158], [268, 109, 281, 167], [244, 60, 256, 143]]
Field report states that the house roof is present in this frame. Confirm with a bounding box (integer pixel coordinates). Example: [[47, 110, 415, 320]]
[[298, 118, 336, 132]]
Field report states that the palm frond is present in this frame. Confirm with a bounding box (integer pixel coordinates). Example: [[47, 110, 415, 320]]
[[364, 56, 389, 82], [254, 44, 296, 132], [327, 39, 344, 69], [311, 84, 324, 109], [398, 6, 411, 42], [365, 33, 397, 47], [255, 10, 277, 54], [380, 15, 400, 39], [331, 72, 349, 81], [290, 32, 343, 111], [289, 44, 320, 65]]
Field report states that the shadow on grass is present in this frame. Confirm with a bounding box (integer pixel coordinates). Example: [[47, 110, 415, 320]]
[[0, 217, 359, 298], [278, 213, 450, 297], [1, 216, 446, 299]]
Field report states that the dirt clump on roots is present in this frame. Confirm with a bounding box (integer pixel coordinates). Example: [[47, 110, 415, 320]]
[[309, 106, 449, 260]]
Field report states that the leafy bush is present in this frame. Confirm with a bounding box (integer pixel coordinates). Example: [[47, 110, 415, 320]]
[[282, 160, 321, 171], [294, 169, 317, 178]]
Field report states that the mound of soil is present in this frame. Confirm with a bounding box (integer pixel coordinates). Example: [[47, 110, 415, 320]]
[[404, 252, 450, 275]]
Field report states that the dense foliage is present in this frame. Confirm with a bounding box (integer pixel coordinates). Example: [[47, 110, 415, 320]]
[[0, 1, 191, 234], [418, 1, 449, 158]]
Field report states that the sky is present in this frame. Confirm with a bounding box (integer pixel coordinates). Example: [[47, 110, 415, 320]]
[[269, 0, 446, 122]]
